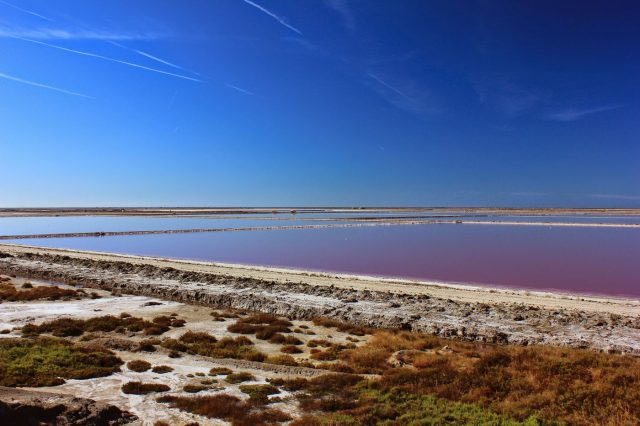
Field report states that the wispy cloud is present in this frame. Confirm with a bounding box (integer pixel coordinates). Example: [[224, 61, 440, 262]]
[[510, 192, 547, 197], [589, 193, 640, 201], [0, 0, 52, 21], [0, 71, 90, 98], [0, 26, 162, 41], [325, 0, 355, 33], [107, 41, 198, 76], [282, 36, 320, 53], [544, 105, 620, 122], [367, 73, 411, 99], [366, 72, 439, 117], [241, 0, 302, 35], [225, 83, 254, 95], [15, 37, 201, 82], [474, 80, 541, 117]]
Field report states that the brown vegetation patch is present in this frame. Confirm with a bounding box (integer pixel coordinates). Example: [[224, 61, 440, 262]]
[[121, 381, 170, 395], [127, 359, 151, 372], [184, 384, 209, 393], [21, 314, 179, 338], [225, 372, 255, 384], [311, 317, 372, 336], [157, 394, 291, 426], [268, 334, 303, 345], [295, 329, 640, 425], [239, 384, 280, 405], [227, 313, 293, 340], [152, 365, 174, 374], [266, 355, 299, 366], [209, 367, 233, 376], [164, 332, 266, 362], [0, 281, 89, 301]]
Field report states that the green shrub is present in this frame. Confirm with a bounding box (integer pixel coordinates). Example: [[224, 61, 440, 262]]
[[0, 337, 122, 387]]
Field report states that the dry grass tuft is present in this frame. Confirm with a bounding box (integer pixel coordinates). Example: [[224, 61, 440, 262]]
[[121, 381, 170, 394], [127, 359, 151, 372], [225, 372, 255, 384], [0, 281, 88, 302]]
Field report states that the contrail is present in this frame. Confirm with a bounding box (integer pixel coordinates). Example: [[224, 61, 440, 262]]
[[0, 71, 91, 98], [241, 0, 303, 35], [0, 0, 52, 21], [16, 37, 201, 82], [225, 83, 254, 95], [367, 73, 411, 99], [108, 40, 197, 75]]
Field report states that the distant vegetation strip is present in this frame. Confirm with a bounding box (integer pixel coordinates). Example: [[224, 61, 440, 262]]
[[1, 219, 639, 240]]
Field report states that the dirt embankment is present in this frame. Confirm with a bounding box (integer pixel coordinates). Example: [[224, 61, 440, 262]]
[[0, 386, 136, 425], [0, 245, 638, 355]]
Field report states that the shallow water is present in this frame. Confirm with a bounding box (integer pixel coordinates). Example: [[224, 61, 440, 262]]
[[0, 216, 353, 236], [9, 223, 640, 297]]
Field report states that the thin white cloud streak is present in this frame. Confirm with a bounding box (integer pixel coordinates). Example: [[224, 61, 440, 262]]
[[225, 83, 253, 95], [325, 0, 355, 32], [367, 73, 411, 99], [0, 27, 162, 41], [15, 37, 201, 82], [0, 0, 52, 21], [241, 0, 302, 35], [108, 41, 198, 76], [0, 71, 90, 98], [545, 105, 620, 122], [589, 193, 640, 201]]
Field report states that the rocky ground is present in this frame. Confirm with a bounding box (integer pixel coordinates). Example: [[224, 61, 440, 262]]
[[0, 387, 136, 425]]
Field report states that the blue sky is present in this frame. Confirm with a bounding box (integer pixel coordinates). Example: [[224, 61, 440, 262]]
[[0, 0, 638, 207]]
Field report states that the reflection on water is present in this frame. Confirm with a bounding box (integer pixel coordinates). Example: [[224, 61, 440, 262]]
[[9, 224, 640, 297]]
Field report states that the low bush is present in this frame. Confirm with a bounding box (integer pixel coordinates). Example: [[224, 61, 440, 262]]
[[0, 337, 122, 387], [21, 315, 172, 338], [269, 334, 302, 345], [311, 317, 371, 336], [225, 372, 255, 384], [239, 384, 279, 405], [288, 329, 640, 425], [171, 332, 266, 362], [209, 367, 233, 376], [157, 394, 291, 425], [227, 314, 293, 340], [184, 384, 209, 393], [280, 345, 303, 354], [152, 365, 174, 374], [0, 282, 87, 301], [266, 355, 299, 366], [121, 381, 170, 395], [127, 359, 151, 372]]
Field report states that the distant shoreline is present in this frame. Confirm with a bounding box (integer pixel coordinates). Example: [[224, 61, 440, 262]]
[[1, 206, 640, 217]]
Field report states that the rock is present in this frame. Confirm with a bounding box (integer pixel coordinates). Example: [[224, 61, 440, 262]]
[[0, 386, 136, 425], [437, 345, 454, 354]]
